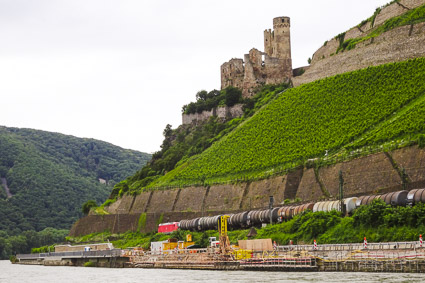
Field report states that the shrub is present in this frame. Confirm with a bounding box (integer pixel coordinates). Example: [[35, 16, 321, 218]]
[[84, 261, 96, 267], [82, 200, 97, 215]]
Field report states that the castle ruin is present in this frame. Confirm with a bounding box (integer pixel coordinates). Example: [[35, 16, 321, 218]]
[[221, 16, 293, 97]]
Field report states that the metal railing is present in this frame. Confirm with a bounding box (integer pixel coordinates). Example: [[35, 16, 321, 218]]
[[17, 249, 121, 260], [277, 241, 422, 252]]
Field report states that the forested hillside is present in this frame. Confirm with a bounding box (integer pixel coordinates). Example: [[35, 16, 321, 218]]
[[0, 126, 151, 236]]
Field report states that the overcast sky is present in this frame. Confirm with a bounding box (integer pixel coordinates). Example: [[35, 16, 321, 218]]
[[0, 0, 390, 153]]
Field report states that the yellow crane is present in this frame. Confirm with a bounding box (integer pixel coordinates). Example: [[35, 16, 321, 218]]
[[218, 215, 232, 255]]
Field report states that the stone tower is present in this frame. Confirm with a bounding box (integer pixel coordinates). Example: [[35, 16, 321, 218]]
[[264, 16, 291, 60], [221, 16, 293, 98]]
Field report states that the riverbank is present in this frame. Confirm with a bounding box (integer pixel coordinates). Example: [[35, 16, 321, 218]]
[[16, 241, 425, 273]]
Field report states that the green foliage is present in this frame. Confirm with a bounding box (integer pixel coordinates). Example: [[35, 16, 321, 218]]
[[84, 261, 96, 267], [110, 83, 290, 195], [31, 245, 55, 253], [0, 228, 68, 259], [103, 199, 116, 207], [151, 58, 425, 187], [418, 135, 425, 148], [182, 87, 243, 115], [371, 7, 382, 28], [82, 200, 98, 215], [334, 32, 346, 53], [157, 213, 164, 225], [9, 255, 17, 263], [338, 4, 425, 53], [0, 126, 150, 256], [138, 213, 147, 231], [348, 92, 425, 149]]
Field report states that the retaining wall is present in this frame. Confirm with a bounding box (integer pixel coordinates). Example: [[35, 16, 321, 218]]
[[70, 145, 425, 236]]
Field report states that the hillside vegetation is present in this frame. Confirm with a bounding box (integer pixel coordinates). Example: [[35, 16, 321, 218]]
[[145, 58, 425, 188], [0, 126, 151, 239], [110, 84, 289, 198]]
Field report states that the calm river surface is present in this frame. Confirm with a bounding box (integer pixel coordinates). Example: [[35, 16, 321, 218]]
[[1, 261, 425, 283]]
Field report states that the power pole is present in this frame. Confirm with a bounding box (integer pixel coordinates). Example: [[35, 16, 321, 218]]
[[339, 170, 345, 216], [269, 195, 274, 225]]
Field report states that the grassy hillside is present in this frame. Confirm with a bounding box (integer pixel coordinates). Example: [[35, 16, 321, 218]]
[[146, 58, 425, 188], [0, 126, 151, 236]]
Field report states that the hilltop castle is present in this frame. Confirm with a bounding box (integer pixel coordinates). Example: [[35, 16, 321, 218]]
[[221, 17, 293, 97]]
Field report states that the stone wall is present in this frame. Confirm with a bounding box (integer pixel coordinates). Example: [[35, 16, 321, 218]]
[[295, 0, 425, 86], [221, 58, 244, 90], [182, 108, 215, 125], [203, 184, 247, 212], [182, 103, 244, 125], [71, 145, 425, 236], [296, 168, 324, 202], [130, 191, 152, 213], [240, 176, 286, 210]]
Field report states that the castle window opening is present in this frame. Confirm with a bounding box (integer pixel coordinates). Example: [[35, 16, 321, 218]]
[[282, 19, 285, 23]]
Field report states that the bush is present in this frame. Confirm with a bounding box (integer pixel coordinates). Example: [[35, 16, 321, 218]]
[[418, 135, 425, 148], [82, 200, 98, 215], [84, 261, 96, 267], [9, 255, 18, 263]]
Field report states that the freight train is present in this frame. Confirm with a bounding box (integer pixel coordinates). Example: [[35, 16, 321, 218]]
[[158, 188, 425, 233]]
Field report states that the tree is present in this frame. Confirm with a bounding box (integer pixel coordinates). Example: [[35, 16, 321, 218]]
[[163, 124, 173, 138], [224, 86, 242, 107], [81, 200, 97, 215], [195, 90, 208, 101]]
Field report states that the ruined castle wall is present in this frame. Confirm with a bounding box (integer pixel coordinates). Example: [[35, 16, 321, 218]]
[[293, 22, 425, 86], [264, 29, 273, 56], [271, 17, 291, 60], [228, 104, 244, 118], [345, 22, 372, 41], [216, 106, 227, 119], [182, 104, 243, 125], [264, 56, 292, 85], [374, 1, 410, 27], [221, 58, 244, 90], [182, 109, 215, 125], [301, 0, 425, 86]]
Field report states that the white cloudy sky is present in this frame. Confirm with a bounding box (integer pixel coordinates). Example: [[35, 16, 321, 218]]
[[0, 0, 390, 153]]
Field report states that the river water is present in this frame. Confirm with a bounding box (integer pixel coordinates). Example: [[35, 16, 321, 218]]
[[1, 261, 425, 282]]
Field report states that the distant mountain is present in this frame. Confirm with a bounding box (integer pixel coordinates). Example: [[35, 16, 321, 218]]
[[0, 126, 151, 235]]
